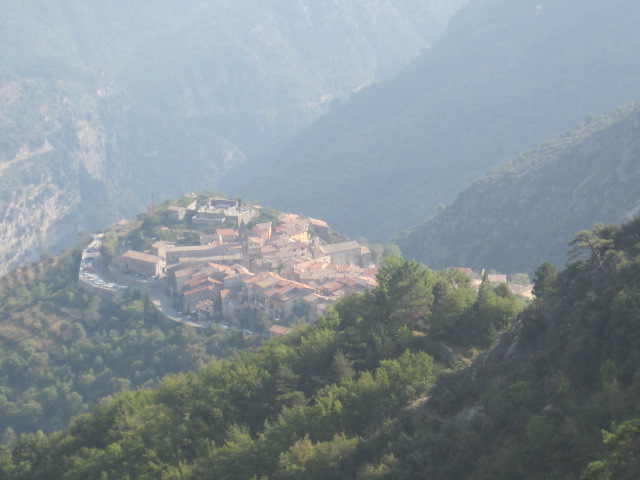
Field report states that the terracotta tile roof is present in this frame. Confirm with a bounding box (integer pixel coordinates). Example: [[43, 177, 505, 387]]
[[278, 278, 314, 291], [183, 285, 215, 297], [183, 275, 209, 287], [303, 293, 321, 303], [243, 272, 281, 285], [308, 218, 328, 228], [331, 264, 353, 272], [456, 267, 475, 274], [208, 263, 232, 271], [175, 267, 198, 278], [269, 325, 292, 336], [281, 292, 305, 302], [253, 222, 272, 231], [277, 214, 298, 223], [277, 284, 297, 295], [322, 281, 344, 293]]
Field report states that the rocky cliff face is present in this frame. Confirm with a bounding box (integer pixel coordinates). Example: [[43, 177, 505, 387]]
[[397, 102, 640, 273], [0, 78, 246, 275], [0, 175, 79, 271], [0, 80, 102, 274]]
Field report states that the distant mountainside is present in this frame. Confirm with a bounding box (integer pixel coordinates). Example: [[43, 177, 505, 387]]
[[397, 102, 640, 273], [0, 0, 465, 274], [240, 0, 640, 242]]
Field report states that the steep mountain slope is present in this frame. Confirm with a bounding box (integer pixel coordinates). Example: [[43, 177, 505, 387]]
[[0, 0, 465, 275], [240, 0, 640, 242], [364, 219, 640, 479], [3, 219, 640, 478], [397, 102, 640, 273]]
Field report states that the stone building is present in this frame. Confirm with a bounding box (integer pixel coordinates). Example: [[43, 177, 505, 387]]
[[316, 241, 371, 266], [166, 206, 186, 222], [117, 250, 166, 277], [252, 222, 273, 240]]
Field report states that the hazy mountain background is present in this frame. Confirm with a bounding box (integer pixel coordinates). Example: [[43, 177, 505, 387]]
[[397, 102, 640, 273], [0, 0, 466, 274], [239, 0, 640, 244]]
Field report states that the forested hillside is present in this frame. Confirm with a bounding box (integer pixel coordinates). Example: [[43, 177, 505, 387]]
[[366, 219, 640, 478], [242, 0, 640, 242], [0, 252, 524, 478], [0, 0, 465, 274], [0, 243, 256, 439], [3, 218, 640, 479], [397, 101, 640, 273]]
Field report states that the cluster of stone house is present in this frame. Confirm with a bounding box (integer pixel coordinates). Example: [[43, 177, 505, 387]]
[[191, 197, 256, 227], [116, 250, 167, 277], [115, 211, 377, 323]]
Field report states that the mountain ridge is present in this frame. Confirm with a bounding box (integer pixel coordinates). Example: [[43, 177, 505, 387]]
[[239, 0, 640, 242], [397, 101, 640, 273]]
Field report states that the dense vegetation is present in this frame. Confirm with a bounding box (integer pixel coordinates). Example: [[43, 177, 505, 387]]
[[244, 0, 640, 243], [0, 249, 525, 477], [2, 216, 640, 478], [0, 243, 257, 439], [364, 218, 640, 478], [398, 101, 640, 273]]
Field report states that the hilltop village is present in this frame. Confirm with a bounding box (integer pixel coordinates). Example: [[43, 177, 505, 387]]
[[106, 196, 377, 331], [79, 195, 533, 334]]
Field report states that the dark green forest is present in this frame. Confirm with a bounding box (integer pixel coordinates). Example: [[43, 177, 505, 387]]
[[2, 217, 639, 478], [0, 243, 257, 439], [397, 101, 640, 274]]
